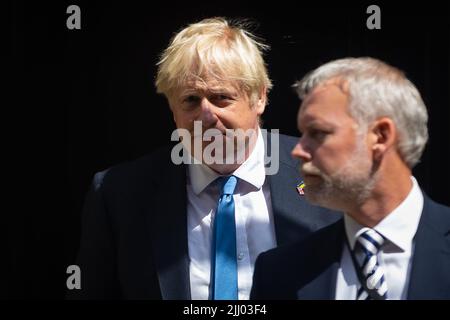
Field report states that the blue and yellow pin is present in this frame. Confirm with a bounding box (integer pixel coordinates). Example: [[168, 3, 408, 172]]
[[296, 181, 305, 195]]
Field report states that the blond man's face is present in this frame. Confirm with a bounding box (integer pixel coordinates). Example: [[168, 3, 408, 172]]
[[168, 77, 266, 170]]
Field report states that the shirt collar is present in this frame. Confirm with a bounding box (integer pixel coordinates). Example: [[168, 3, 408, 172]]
[[188, 128, 266, 195], [345, 176, 424, 252]]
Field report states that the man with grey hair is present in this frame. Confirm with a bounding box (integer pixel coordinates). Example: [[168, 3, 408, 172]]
[[251, 57, 450, 300]]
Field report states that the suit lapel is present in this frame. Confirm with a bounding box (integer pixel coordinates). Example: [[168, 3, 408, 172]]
[[148, 161, 191, 300], [265, 132, 338, 246], [296, 220, 344, 299], [268, 161, 314, 246], [296, 263, 340, 299], [407, 195, 450, 299], [265, 131, 306, 246]]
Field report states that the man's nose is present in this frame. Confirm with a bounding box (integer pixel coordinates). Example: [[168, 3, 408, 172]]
[[291, 138, 312, 162], [198, 98, 218, 127]]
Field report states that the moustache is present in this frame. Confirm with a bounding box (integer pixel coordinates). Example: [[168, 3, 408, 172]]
[[301, 162, 323, 176]]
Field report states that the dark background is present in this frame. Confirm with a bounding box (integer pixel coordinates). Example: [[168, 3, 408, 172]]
[[8, 1, 450, 299]]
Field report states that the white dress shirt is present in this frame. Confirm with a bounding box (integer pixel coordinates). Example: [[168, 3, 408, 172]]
[[335, 176, 424, 300], [187, 128, 277, 300]]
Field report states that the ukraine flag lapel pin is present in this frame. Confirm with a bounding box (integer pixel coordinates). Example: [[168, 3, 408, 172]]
[[296, 181, 305, 196]]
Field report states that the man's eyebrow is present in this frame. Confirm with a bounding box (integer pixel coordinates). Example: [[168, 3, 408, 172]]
[[179, 86, 235, 95], [208, 87, 236, 94], [179, 89, 201, 96], [305, 120, 334, 128], [299, 119, 335, 132]]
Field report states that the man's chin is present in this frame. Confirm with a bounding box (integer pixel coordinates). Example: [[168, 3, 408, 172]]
[[206, 162, 240, 175], [303, 175, 323, 186], [304, 185, 344, 209]]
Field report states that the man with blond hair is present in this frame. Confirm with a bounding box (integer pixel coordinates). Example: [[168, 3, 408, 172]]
[[251, 57, 450, 300], [70, 18, 339, 300]]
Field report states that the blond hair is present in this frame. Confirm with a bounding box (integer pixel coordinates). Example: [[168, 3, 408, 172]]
[[155, 17, 272, 105]]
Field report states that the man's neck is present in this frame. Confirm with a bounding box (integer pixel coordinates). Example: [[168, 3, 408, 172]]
[[347, 164, 413, 228], [206, 126, 260, 175]]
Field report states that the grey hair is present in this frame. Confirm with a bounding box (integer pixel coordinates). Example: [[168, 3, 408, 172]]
[[293, 57, 429, 168]]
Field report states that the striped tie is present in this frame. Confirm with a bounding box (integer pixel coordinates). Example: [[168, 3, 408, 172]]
[[354, 229, 388, 300]]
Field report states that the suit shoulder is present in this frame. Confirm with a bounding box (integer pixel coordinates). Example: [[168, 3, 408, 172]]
[[277, 133, 298, 152], [423, 194, 450, 232], [278, 133, 298, 146], [91, 144, 176, 191], [253, 219, 344, 299], [270, 132, 299, 168], [259, 219, 344, 265]]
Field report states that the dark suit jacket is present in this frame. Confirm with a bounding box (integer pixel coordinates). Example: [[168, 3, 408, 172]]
[[68, 133, 341, 299], [250, 193, 450, 300]]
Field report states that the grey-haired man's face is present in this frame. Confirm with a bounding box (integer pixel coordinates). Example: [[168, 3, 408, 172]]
[[291, 83, 376, 210]]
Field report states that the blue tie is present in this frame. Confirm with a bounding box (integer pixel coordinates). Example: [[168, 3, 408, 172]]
[[355, 229, 388, 300], [211, 175, 238, 300]]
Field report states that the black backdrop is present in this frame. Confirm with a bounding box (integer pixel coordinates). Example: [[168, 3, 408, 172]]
[[8, 1, 450, 299]]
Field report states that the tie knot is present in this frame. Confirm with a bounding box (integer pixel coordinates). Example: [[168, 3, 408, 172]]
[[357, 228, 385, 254], [219, 175, 238, 196]]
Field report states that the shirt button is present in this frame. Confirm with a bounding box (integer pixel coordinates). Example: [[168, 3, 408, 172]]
[[238, 253, 244, 260]]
